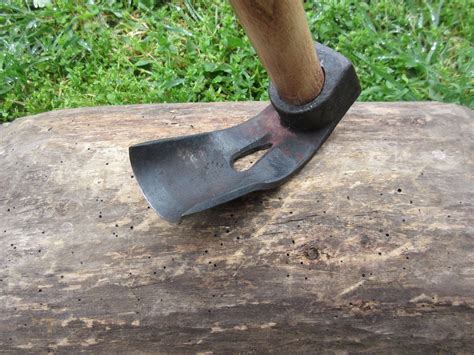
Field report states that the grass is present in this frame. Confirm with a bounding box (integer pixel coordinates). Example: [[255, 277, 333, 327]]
[[1, 0, 473, 122]]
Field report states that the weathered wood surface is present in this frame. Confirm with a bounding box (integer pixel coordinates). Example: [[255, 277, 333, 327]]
[[0, 102, 473, 353]]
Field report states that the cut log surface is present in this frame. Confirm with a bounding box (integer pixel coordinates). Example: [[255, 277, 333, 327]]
[[0, 102, 473, 353]]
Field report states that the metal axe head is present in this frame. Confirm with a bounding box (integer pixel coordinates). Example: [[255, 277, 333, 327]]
[[129, 44, 360, 222]]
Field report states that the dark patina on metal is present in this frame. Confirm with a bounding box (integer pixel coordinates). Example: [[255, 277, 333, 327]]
[[270, 43, 361, 131], [129, 43, 360, 222]]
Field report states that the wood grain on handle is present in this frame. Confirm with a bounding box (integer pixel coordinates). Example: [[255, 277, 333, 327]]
[[229, 0, 324, 106]]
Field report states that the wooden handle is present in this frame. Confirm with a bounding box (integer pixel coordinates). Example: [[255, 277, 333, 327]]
[[229, 0, 324, 106]]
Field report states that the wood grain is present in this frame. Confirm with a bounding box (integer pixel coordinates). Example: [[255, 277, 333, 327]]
[[230, 0, 324, 105], [0, 102, 473, 353]]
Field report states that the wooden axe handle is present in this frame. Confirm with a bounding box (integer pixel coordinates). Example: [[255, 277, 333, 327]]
[[229, 0, 324, 106]]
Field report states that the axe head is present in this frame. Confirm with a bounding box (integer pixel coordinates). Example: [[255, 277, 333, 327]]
[[129, 44, 360, 222]]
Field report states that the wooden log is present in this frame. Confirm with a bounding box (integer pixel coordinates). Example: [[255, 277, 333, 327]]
[[0, 102, 473, 353]]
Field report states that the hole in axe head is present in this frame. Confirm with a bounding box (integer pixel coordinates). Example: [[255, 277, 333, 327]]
[[232, 142, 273, 172]]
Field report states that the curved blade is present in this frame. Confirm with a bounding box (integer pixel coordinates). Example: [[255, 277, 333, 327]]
[[129, 43, 360, 222], [129, 105, 336, 222]]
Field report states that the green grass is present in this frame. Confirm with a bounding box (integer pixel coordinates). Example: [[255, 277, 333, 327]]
[[1, 0, 473, 122]]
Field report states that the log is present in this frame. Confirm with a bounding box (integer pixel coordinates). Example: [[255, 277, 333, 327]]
[[0, 102, 473, 353]]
